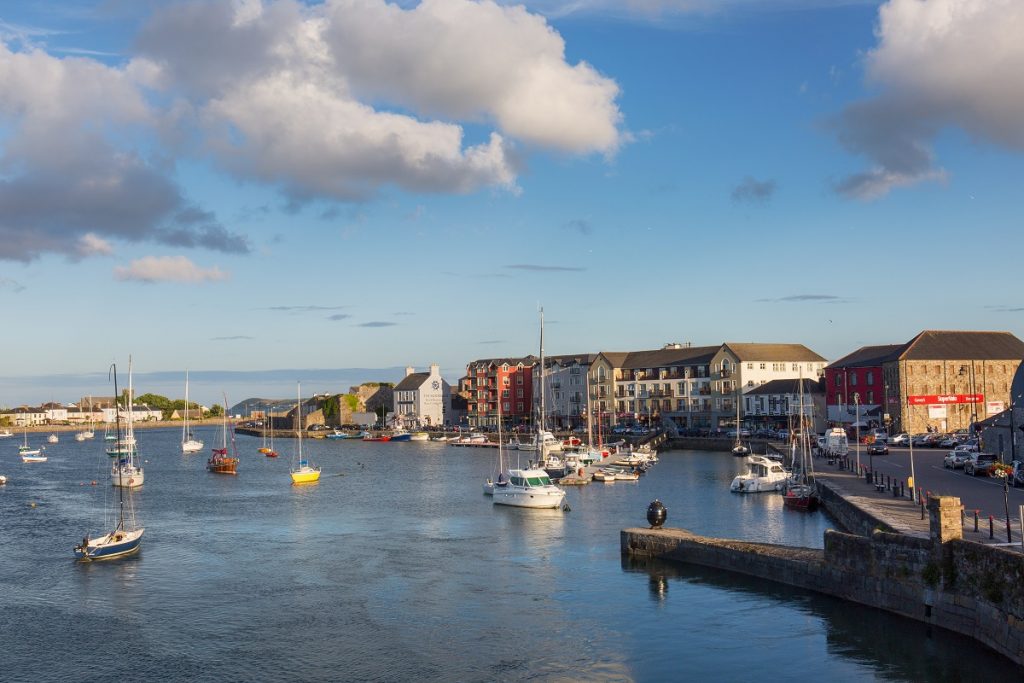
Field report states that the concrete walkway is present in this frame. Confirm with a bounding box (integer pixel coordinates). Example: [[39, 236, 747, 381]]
[[811, 455, 1023, 549]]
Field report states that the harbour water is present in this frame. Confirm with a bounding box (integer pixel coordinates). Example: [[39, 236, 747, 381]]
[[2, 429, 1021, 681]]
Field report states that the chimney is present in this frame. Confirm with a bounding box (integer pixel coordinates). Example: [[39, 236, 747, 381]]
[[406, 366, 416, 377], [429, 363, 440, 377]]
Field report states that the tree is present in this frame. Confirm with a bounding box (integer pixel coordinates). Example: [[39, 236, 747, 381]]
[[209, 403, 224, 417]]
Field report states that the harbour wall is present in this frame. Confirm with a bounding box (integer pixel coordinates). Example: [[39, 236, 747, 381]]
[[664, 437, 770, 453], [815, 479, 895, 536], [622, 497, 1024, 667]]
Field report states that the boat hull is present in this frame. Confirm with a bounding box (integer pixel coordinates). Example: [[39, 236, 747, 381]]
[[207, 455, 239, 474], [74, 528, 144, 561], [492, 488, 566, 508], [182, 439, 204, 453], [110, 465, 144, 488], [290, 467, 321, 484]]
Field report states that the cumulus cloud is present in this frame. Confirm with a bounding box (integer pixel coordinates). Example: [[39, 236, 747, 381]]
[[731, 176, 777, 203], [75, 233, 114, 259], [830, 0, 1024, 199], [0, 41, 245, 262], [1, 0, 624, 258], [135, 0, 622, 201], [114, 255, 228, 283]]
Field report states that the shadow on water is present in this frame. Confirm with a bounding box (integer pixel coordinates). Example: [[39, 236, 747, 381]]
[[623, 555, 1024, 682]]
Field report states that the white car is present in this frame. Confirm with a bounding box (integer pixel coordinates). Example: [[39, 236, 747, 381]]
[[943, 447, 973, 469]]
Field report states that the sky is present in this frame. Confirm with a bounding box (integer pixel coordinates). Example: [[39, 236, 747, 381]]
[[1, 0, 1022, 408]]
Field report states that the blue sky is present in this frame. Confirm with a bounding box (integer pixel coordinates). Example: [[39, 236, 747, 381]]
[[1, 0, 1022, 408]]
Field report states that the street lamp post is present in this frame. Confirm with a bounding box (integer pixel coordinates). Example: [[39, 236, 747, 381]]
[[854, 393, 861, 474]]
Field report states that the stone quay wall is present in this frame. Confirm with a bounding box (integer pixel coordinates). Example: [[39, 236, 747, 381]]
[[622, 496, 1024, 666], [815, 479, 895, 536]]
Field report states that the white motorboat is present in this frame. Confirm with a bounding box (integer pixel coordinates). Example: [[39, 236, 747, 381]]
[[47, 434, 59, 444], [409, 432, 429, 441], [492, 466, 566, 508], [0, 474, 6, 485], [0, 429, 13, 438], [592, 469, 616, 482], [516, 430, 562, 452], [729, 455, 788, 493]]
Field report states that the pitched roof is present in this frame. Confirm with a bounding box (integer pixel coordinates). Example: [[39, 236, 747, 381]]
[[827, 344, 905, 369], [544, 353, 599, 368], [598, 345, 719, 370], [467, 355, 538, 369], [394, 372, 429, 392], [746, 378, 824, 396], [723, 343, 827, 363], [897, 330, 1024, 361]]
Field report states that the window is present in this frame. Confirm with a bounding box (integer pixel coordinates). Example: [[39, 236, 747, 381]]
[[835, 375, 842, 387], [502, 377, 510, 387], [503, 402, 511, 412], [502, 389, 509, 398], [747, 363, 753, 370], [516, 402, 523, 412], [760, 363, 766, 370], [850, 374, 857, 386], [517, 375, 523, 385], [517, 388, 523, 398], [867, 372, 874, 386], [867, 391, 874, 404], [792, 363, 799, 371], [502, 364, 509, 371], [747, 380, 754, 387]]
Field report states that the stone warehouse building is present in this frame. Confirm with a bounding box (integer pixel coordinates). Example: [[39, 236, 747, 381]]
[[879, 330, 1024, 435]]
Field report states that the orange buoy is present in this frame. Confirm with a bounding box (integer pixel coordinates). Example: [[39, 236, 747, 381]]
[[578, 468, 585, 477]]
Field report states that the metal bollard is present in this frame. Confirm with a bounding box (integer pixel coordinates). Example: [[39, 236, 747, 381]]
[[974, 510, 979, 532], [886, 474, 891, 490], [989, 516, 994, 539], [893, 480, 899, 497], [920, 492, 925, 519], [866, 470, 872, 484]]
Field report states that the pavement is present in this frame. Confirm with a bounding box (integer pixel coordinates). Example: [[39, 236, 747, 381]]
[[809, 450, 1024, 550]]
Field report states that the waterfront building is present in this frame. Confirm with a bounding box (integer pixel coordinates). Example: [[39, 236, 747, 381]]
[[2, 406, 47, 427], [824, 344, 904, 427], [534, 353, 598, 430], [465, 356, 537, 428], [393, 364, 451, 427], [589, 342, 827, 431], [881, 330, 1024, 435], [743, 378, 826, 434]]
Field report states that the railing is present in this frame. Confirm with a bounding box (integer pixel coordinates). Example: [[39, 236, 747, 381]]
[[720, 369, 732, 378], [698, 388, 712, 396]]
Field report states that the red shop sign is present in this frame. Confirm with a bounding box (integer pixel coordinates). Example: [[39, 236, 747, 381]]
[[907, 394, 984, 405]]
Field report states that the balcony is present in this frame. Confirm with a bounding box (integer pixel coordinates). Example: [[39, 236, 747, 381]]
[[720, 369, 732, 378], [698, 388, 712, 396]]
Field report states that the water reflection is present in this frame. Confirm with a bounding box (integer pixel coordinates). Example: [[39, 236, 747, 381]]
[[622, 556, 1024, 682]]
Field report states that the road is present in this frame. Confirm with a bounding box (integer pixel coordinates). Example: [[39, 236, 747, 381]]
[[848, 445, 1024, 529]]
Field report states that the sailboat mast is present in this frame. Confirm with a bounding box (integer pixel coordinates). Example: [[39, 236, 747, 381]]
[[297, 383, 303, 462], [110, 363, 125, 527], [539, 308, 545, 434]]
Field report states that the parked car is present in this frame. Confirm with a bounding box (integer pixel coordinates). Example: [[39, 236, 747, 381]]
[[776, 429, 789, 440], [1012, 460, 1024, 488], [911, 433, 932, 447], [867, 441, 889, 455], [889, 433, 910, 446], [943, 448, 972, 469], [938, 435, 961, 448], [964, 452, 999, 477]]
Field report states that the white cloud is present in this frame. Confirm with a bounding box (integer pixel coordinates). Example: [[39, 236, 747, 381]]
[[830, 0, 1024, 199], [75, 233, 114, 258], [114, 256, 228, 283]]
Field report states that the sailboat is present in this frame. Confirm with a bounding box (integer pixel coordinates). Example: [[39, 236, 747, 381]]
[[19, 425, 46, 462], [289, 384, 321, 484], [47, 433, 59, 444], [207, 394, 239, 474], [181, 370, 204, 453], [76, 397, 96, 441], [731, 387, 749, 456], [492, 308, 566, 510], [483, 403, 510, 495], [783, 374, 819, 512], [111, 357, 144, 488], [75, 362, 144, 561]]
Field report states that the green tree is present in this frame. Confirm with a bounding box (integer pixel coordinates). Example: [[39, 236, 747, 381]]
[[209, 403, 224, 417], [136, 393, 174, 419]]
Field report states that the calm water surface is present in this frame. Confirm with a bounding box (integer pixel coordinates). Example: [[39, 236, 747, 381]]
[[2, 430, 1021, 682]]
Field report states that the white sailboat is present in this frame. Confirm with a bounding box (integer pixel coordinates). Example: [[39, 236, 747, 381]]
[[19, 425, 46, 462], [111, 357, 144, 488], [75, 361, 144, 561], [484, 403, 510, 495], [181, 370, 204, 453], [289, 383, 321, 484], [731, 387, 749, 456], [492, 309, 566, 510], [76, 397, 95, 441]]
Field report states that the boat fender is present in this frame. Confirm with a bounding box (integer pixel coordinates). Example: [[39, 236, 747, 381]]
[[578, 468, 585, 477], [737, 481, 744, 491]]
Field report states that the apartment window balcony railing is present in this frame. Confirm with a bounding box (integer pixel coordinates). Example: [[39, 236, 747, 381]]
[[720, 369, 732, 378]]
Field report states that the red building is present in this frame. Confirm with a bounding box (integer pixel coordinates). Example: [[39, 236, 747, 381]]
[[824, 345, 904, 426], [465, 356, 537, 428]]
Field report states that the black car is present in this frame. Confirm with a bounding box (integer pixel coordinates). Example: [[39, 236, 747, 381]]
[[867, 442, 889, 455]]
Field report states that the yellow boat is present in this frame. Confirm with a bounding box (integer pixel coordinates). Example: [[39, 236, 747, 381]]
[[290, 464, 321, 484], [289, 382, 321, 485]]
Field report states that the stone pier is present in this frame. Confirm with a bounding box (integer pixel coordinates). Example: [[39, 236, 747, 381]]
[[623, 496, 1024, 667]]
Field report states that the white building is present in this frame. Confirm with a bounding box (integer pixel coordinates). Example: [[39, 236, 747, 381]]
[[743, 378, 827, 434], [393, 364, 451, 427]]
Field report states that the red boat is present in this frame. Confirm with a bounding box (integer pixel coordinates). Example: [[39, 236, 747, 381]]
[[264, 450, 278, 458], [783, 485, 819, 512], [362, 435, 391, 442]]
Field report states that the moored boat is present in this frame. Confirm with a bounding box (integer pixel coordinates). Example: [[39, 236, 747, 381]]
[[729, 455, 788, 493], [289, 383, 321, 485], [110, 358, 144, 489], [207, 395, 239, 474], [181, 370, 204, 453], [47, 433, 59, 444]]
